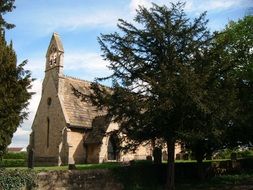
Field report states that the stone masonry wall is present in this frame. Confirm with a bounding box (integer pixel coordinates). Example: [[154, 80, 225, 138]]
[[32, 73, 67, 166], [36, 170, 123, 190], [67, 129, 86, 164]]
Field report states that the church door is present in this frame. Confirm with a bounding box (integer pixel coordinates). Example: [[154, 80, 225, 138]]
[[107, 135, 118, 161]]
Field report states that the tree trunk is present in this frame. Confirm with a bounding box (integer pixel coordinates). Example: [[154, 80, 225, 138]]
[[153, 147, 162, 165], [166, 138, 175, 190], [197, 159, 205, 180], [196, 153, 205, 180]]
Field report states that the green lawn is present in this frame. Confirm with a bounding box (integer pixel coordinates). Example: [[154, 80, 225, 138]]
[[5, 162, 121, 171], [174, 158, 230, 163]]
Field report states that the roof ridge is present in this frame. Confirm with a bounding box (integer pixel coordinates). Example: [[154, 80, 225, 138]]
[[63, 75, 92, 84], [63, 75, 110, 89]]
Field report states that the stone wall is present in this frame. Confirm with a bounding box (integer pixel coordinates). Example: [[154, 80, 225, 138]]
[[36, 170, 123, 190], [67, 128, 86, 164]]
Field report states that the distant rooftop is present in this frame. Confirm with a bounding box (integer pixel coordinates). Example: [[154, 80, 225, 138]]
[[8, 147, 26, 152]]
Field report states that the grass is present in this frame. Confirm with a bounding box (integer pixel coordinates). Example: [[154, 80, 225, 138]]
[[3, 158, 231, 169], [4, 162, 121, 171], [76, 162, 121, 170], [174, 158, 230, 163]]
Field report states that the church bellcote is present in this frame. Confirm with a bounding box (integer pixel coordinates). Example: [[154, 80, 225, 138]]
[[45, 33, 64, 75], [42, 33, 64, 94]]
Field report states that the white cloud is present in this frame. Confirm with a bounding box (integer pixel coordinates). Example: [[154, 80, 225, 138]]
[[23, 57, 45, 79], [65, 51, 109, 70], [129, 0, 192, 13], [195, 0, 249, 12], [28, 80, 43, 117], [130, 0, 152, 13], [129, 0, 251, 13], [15, 8, 124, 37], [10, 128, 31, 147], [43, 10, 120, 33], [64, 51, 112, 81], [23, 80, 42, 131], [12, 128, 30, 137]]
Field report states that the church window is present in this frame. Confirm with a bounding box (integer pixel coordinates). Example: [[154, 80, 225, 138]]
[[53, 53, 57, 64], [47, 97, 52, 106], [49, 53, 54, 67], [47, 117, 50, 148], [49, 46, 57, 67], [107, 134, 118, 160]]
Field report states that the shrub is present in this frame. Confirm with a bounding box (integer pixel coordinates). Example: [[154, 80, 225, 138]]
[[237, 150, 253, 158], [3, 152, 27, 160], [0, 159, 26, 167], [213, 149, 233, 159], [213, 149, 253, 160], [0, 169, 37, 190]]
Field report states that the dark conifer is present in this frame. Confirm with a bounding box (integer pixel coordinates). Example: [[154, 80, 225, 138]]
[[0, 0, 33, 158], [88, 3, 239, 189]]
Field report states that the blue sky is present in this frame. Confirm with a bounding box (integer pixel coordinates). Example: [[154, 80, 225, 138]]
[[4, 0, 252, 147]]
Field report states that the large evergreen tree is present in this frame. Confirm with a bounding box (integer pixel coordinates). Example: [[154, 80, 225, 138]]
[[88, 3, 238, 190], [0, 0, 33, 158]]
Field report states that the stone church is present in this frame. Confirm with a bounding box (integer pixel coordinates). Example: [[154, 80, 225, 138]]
[[29, 33, 162, 166]]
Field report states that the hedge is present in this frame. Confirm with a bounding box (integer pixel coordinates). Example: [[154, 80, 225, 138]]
[[3, 152, 27, 160], [0, 159, 26, 167]]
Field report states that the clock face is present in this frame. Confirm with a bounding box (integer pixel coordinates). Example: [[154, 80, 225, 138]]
[[49, 46, 57, 66]]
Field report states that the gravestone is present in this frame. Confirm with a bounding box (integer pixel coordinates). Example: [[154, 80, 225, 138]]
[[28, 148, 34, 169]]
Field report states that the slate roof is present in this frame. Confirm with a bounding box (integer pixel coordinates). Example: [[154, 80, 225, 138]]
[[60, 76, 106, 129]]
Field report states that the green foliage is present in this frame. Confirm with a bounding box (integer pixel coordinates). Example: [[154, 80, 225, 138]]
[[0, 159, 25, 167], [0, 31, 34, 158], [0, 0, 33, 160], [0, 152, 27, 167], [0, 169, 37, 190], [0, 0, 15, 30], [214, 149, 253, 159], [89, 1, 238, 155], [3, 152, 27, 159], [213, 149, 233, 159], [219, 16, 253, 146], [238, 150, 253, 158], [177, 172, 253, 190]]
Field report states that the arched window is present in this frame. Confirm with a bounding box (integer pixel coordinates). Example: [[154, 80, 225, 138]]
[[47, 117, 50, 148], [107, 134, 118, 161], [47, 97, 52, 106]]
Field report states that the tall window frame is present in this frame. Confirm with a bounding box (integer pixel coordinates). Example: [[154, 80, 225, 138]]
[[47, 117, 50, 148]]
